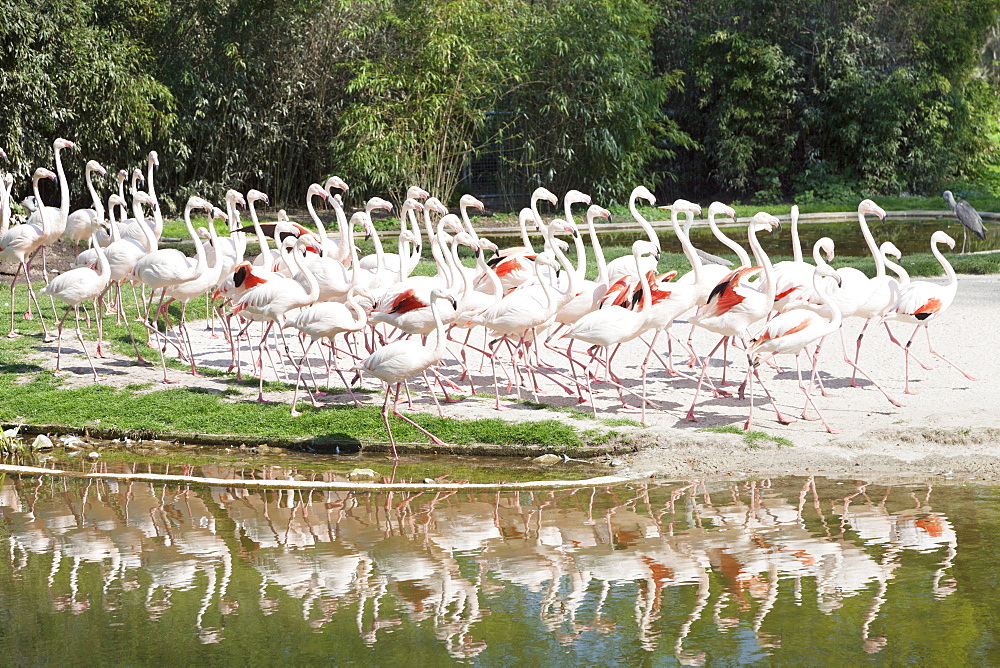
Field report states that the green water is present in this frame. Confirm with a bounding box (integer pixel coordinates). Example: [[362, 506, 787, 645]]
[[0, 472, 994, 665]]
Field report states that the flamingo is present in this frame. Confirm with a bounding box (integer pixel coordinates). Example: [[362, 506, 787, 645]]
[[483, 187, 558, 292], [883, 231, 977, 393], [606, 185, 659, 283], [1, 167, 58, 338], [686, 212, 786, 424], [467, 253, 563, 409], [554, 240, 660, 422], [285, 286, 371, 415], [39, 212, 111, 380], [31, 137, 75, 261], [63, 160, 107, 250], [162, 206, 230, 375], [94, 192, 156, 361], [128, 196, 215, 382], [358, 289, 457, 459], [747, 265, 845, 433], [232, 235, 321, 402]]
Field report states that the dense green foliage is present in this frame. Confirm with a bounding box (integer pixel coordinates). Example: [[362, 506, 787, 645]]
[[0, 0, 998, 208]]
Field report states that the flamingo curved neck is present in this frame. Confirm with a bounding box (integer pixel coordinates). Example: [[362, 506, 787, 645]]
[[748, 224, 776, 307], [292, 240, 319, 302], [790, 209, 803, 264], [586, 213, 609, 286], [858, 209, 885, 277], [475, 249, 503, 297], [518, 210, 534, 251], [306, 193, 331, 247], [147, 159, 162, 237], [530, 196, 549, 244], [635, 248, 652, 313], [673, 208, 702, 286], [183, 203, 207, 277], [932, 238, 957, 289], [345, 289, 368, 328], [249, 200, 272, 272], [816, 274, 842, 330], [1, 179, 12, 236], [461, 203, 480, 243], [132, 199, 156, 251], [85, 167, 104, 220], [54, 145, 69, 224], [630, 195, 659, 251], [709, 211, 750, 267], [428, 212, 452, 288], [32, 176, 48, 237]]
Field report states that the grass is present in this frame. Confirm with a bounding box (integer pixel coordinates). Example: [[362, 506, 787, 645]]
[[0, 286, 594, 453], [704, 424, 794, 449]]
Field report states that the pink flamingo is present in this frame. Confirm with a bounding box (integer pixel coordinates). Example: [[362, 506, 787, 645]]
[[63, 160, 107, 250], [747, 265, 845, 433], [359, 289, 457, 459], [883, 231, 977, 394]]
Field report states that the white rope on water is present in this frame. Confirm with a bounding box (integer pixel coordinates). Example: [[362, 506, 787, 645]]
[[0, 463, 655, 491]]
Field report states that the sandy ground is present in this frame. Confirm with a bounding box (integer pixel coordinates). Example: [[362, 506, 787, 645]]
[[18, 269, 1000, 483]]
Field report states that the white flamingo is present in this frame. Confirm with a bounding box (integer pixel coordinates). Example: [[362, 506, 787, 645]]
[[129, 196, 215, 382], [1, 167, 58, 338], [285, 286, 372, 414], [39, 212, 111, 380], [358, 289, 457, 458], [63, 160, 107, 249]]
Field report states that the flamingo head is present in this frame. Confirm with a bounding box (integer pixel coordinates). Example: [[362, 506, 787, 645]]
[[86, 160, 107, 178], [324, 175, 349, 194], [425, 197, 448, 216], [816, 237, 835, 262], [815, 264, 843, 288], [439, 213, 463, 235], [551, 218, 580, 238], [186, 196, 214, 213], [226, 189, 246, 209], [478, 237, 499, 254], [366, 196, 393, 215], [247, 189, 269, 205], [108, 194, 126, 210], [307, 183, 328, 202], [708, 201, 736, 222], [633, 239, 660, 262], [211, 207, 228, 221], [749, 211, 781, 233], [407, 185, 430, 200], [134, 192, 159, 211], [117, 169, 128, 184], [0, 147, 7, 163], [148, 151, 159, 168], [401, 198, 424, 216], [53, 138, 75, 152], [429, 288, 458, 310], [33, 167, 56, 183], [879, 241, 902, 260], [532, 186, 558, 206], [462, 194, 486, 213], [931, 230, 956, 250], [632, 185, 655, 206], [859, 199, 886, 221], [588, 204, 612, 222], [131, 168, 145, 186], [564, 189, 592, 208]]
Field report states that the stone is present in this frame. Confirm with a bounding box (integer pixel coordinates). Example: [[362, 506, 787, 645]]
[[348, 468, 380, 482], [30, 435, 54, 451], [532, 454, 562, 464], [87, 452, 101, 460]]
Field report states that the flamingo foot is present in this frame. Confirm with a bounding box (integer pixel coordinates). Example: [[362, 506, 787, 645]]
[[53, 370, 69, 377], [776, 415, 794, 425], [713, 389, 732, 399], [904, 389, 918, 395], [23, 311, 33, 321], [136, 356, 150, 365], [290, 409, 302, 417], [685, 409, 699, 423], [826, 427, 842, 434], [429, 436, 446, 446], [7, 331, 20, 339], [313, 390, 328, 397]]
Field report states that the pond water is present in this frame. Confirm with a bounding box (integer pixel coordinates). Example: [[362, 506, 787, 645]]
[[499, 217, 997, 258], [0, 466, 995, 664]]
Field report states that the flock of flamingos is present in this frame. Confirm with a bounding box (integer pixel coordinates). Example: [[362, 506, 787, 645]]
[[0, 139, 979, 453]]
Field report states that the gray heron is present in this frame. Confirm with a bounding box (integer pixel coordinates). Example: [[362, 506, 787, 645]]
[[942, 190, 986, 253]]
